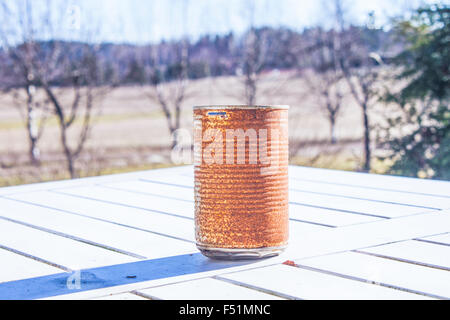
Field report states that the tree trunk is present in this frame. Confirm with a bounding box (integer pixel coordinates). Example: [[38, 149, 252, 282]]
[[60, 124, 76, 179], [330, 116, 337, 144], [66, 155, 76, 178], [44, 85, 77, 179], [170, 127, 178, 150], [26, 84, 40, 165], [245, 73, 257, 106], [362, 103, 371, 172]]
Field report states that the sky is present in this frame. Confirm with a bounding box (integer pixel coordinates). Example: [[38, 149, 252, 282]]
[[1, 0, 445, 45], [78, 0, 443, 43]]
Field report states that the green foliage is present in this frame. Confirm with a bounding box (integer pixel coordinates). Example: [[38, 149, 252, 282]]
[[386, 106, 450, 179], [393, 5, 450, 100], [383, 4, 450, 180]]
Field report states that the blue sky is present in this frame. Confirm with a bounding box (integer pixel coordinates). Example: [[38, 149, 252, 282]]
[[80, 0, 441, 43], [2, 0, 445, 45]]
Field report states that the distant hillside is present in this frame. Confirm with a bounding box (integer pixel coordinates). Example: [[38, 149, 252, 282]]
[[0, 25, 401, 88]]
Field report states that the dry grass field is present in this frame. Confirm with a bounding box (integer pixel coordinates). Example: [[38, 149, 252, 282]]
[[0, 72, 388, 186]]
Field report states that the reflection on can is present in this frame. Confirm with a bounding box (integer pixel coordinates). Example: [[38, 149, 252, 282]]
[[194, 105, 289, 259]]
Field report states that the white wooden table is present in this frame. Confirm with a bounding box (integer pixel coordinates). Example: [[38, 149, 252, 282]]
[[0, 165, 449, 300]]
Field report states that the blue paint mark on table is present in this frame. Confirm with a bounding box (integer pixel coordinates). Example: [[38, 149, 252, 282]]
[[0, 253, 255, 300]]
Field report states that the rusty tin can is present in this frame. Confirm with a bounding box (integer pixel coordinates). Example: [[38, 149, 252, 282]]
[[193, 105, 289, 259]]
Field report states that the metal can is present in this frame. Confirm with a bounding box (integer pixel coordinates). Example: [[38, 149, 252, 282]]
[[193, 105, 289, 259]]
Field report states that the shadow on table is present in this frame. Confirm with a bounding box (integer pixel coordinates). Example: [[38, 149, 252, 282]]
[[0, 252, 259, 300]]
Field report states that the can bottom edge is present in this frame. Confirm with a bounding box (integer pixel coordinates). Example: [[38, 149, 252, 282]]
[[196, 244, 287, 260]]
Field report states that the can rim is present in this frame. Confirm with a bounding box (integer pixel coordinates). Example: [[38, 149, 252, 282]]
[[193, 105, 289, 110]]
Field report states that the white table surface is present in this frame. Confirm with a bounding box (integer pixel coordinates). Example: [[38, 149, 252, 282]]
[[0, 165, 449, 300]]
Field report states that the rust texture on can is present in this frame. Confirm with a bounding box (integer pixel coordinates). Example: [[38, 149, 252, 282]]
[[194, 105, 289, 251]]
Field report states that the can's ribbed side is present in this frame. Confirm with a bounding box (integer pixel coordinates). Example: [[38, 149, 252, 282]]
[[194, 107, 289, 249]]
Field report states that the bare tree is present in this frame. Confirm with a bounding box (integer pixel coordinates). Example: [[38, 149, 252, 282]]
[[209, 0, 280, 105], [0, 0, 51, 165], [304, 28, 345, 144], [140, 40, 190, 150], [339, 28, 383, 172], [40, 47, 103, 178], [1, 0, 110, 178], [325, 0, 382, 172], [235, 0, 271, 105], [216, 26, 295, 106], [239, 27, 267, 105], [133, 0, 191, 151]]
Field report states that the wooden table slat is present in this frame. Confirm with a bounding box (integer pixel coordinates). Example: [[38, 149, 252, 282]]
[[218, 264, 431, 300], [7, 191, 196, 242], [297, 251, 450, 298], [0, 219, 137, 271], [289, 189, 433, 218], [358, 240, 450, 270], [0, 166, 189, 196], [288, 166, 450, 198], [55, 186, 194, 219], [0, 248, 62, 283], [136, 278, 285, 300], [289, 204, 380, 227], [418, 233, 450, 246], [0, 197, 196, 261], [102, 180, 194, 202], [288, 179, 450, 209]]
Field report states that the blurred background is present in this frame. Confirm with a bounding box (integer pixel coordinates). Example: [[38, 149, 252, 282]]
[[0, 0, 448, 186]]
